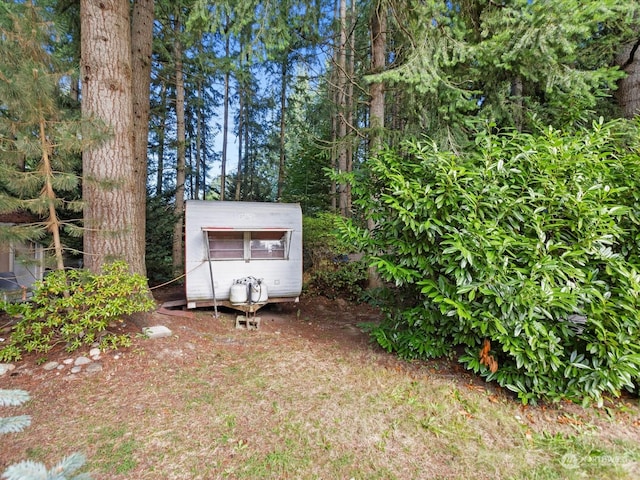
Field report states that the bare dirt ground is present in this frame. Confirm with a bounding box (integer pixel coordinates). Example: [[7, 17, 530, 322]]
[[2, 287, 640, 479]]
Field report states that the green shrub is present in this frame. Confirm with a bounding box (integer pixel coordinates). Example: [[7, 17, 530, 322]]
[[308, 260, 368, 301], [146, 195, 179, 285], [303, 213, 368, 300], [303, 213, 347, 270], [342, 119, 640, 405], [0, 261, 155, 362]]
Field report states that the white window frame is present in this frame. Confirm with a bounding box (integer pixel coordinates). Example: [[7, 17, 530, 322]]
[[203, 228, 292, 262]]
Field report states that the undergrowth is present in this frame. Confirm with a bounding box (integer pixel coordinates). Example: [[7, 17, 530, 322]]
[[0, 261, 155, 362]]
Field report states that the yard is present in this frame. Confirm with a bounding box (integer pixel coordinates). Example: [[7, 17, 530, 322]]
[[1, 292, 639, 479]]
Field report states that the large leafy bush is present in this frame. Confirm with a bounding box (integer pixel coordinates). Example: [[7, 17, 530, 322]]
[[303, 214, 368, 300], [0, 261, 155, 362], [343, 119, 640, 405]]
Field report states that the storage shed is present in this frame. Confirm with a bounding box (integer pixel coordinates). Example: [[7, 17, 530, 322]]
[[184, 200, 303, 311], [0, 213, 45, 302]]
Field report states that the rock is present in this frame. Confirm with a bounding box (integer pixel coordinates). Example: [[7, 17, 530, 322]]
[[63, 358, 74, 365], [70, 366, 82, 374], [143, 325, 172, 339], [74, 356, 91, 366], [0, 363, 15, 376], [43, 361, 59, 371], [85, 362, 103, 374], [89, 347, 101, 357]]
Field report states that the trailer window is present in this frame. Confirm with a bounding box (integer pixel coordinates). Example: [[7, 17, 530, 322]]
[[207, 231, 244, 259], [205, 229, 291, 261], [250, 231, 287, 259]]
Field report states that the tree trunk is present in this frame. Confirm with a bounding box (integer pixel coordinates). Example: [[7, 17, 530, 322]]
[[369, 0, 386, 152], [615, 38, 640, 118], [235, 89, 244, 201], [277, 56, 288, 201], [187, 139, 194, 199], [200, 93, 208, 200], [130, 0, 154, 277], [346, 0, 356, 212], [337, 0, 349, 217], [81, 0, 142, 273], [172, 13, 186, 274], [155, 82, 167, 197], [330, 46, 338, 212], [244, 100, 252, 199], [38, 115, 65, 273], [511, 75, 524, 131], [195, 80, 203, 199], [367, 0, 387, 289], [221, 26, 231, 201]]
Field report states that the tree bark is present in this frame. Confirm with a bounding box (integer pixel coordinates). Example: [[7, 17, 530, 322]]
[[346, 0, 356, 212], [337, 0, 349, 217], [244, 96, 252, 199], [615, 38, 640, 118], [367, 0, 386, 289], [195, 80, 203, 198], [235, 87, 244, 201], [369, 0, 386, 152], [81, 0, 143, 273], [510, 75, 523, 132], [131, 0, 154, 277], [221, 28, 231, 201], [155, 82, 167, 197], [172, 12, 186, 274], [277, 56, 288, 201], [38, 115, 65, 273], [330, 43, 338, 212]]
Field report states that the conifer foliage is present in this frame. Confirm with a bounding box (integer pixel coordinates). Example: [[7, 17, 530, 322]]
[[0, 2, 107, 271], [1, 389, 91, 479]]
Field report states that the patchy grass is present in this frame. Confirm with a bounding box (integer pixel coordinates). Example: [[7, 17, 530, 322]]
[[1, 302, 639, 479], [91, 426, 138, 475]]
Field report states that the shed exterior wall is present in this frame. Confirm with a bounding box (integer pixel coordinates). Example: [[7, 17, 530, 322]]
[[0, 223, 44, 287], [184, 200, 303, 306]]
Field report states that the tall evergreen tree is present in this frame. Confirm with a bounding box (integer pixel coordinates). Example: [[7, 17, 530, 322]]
[[171, 4, 188, 274], [81, 0, 146, 273], [373, 0, 638, 143], [0, 2, 106, 272], [131, 0, 155, 277]]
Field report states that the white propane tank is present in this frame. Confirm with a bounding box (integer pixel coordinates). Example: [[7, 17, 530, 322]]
[[250, 282, 268, 303], [230, 283, 248, 304]]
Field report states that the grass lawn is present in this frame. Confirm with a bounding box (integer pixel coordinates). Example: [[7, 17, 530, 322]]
[[2, 298, 639, 479]]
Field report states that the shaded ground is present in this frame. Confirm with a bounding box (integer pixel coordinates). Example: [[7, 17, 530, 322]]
[[1, 288, 640, 479]]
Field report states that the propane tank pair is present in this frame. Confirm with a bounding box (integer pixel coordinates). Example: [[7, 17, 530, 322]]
[[229, 277, 268, 304]]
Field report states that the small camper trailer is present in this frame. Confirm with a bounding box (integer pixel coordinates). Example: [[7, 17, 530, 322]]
[[184, 200, 303, 311], [0, 215, 45, 302]]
